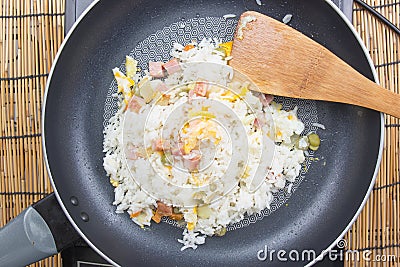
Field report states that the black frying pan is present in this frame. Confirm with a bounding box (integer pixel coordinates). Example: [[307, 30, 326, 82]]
[[0, 0, 383, 266]]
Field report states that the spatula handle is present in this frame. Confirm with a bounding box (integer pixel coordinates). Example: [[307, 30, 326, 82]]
[[309, 53, 400, 118], [349, 78, 400, 118]]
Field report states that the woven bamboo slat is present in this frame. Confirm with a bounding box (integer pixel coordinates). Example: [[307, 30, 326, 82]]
[[0, 0, 64, 266], [0, 1, 398, 266], [345, 0, 399, 266]]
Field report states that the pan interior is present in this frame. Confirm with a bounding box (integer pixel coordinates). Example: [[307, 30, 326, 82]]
[[104, 16, 320, 230], [44, 0, 381, 266]]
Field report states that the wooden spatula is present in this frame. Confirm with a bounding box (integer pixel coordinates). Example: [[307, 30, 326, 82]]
[[230, 11, 400, 118]]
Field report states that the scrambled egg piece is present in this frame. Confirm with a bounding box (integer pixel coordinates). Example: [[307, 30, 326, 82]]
[[110, 178, 119, 187], [125, 56, 138, 79]]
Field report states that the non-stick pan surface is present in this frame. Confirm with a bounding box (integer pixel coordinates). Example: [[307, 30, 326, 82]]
[[43, 0, 383, 266]]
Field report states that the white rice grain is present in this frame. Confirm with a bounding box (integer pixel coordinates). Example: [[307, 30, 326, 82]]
[[282, 14, 293, 24], [223, 14, 236, 20], [312, 122, 326, 130], [287, 183, 293, 193]]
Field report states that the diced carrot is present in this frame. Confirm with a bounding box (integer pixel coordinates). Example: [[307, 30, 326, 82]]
[[169, 213, 184, 221], [130, 210, 142, 218], [183, 44, 195, 51], [152, 212, 162, 223]]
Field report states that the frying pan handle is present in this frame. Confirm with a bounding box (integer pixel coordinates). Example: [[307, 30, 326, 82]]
[[0, 193, 81, 266]]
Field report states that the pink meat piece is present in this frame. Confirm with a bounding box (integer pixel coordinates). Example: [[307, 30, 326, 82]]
[[193, 82, 208, 96], [126, 150, 138, 160], [128, 96, 146, 113], [264, 94, 274, 104], [156, 201, 173, 216], [171, 148, 181, 156], [183, 152, 201, 172], [258, 93, 274, 107], [171, 141, 185, 156], [156, 82, 169, 92], [254, 111, 267, 129], [152, 139, 170, 152], [188, 88, 196, 103], [163, 58, 181, 75], [126, 143, 139, 160], [149, 61, 165, 78]]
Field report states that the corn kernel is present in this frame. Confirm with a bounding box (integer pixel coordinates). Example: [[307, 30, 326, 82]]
[[110, 178, 119, 187], [187, 222, 195, 231]]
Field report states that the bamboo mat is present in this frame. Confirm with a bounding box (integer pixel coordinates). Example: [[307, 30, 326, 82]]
[[0, 1, 398, 266], [0, 0, 64, 266], [345, 1, 400, 266]]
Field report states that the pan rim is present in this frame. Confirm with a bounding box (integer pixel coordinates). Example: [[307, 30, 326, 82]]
[[304, 1, 384, 265], [41, 1, 384, 266], [41, 0, 118, 265]]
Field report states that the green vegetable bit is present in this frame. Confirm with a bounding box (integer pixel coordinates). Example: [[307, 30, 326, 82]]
[[215, 227, 227, 237], [214, 47, 227, 58], [161, 153, 172, 166], [307, 133, 320, 151], [197, 205, 212, 219]]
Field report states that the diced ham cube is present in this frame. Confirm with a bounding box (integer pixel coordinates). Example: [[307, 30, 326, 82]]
[[193, 82, 208, 96], [264, 94, 274, 104], [253, 118, 261, 129], [183, 152, 201, 172], [149, 61, 165, 78], [258, 93, 274, 107], [128, 96, 146, 113], [188, 87, 195, 103], [171, 142, 185, 156], [156, 201, 173, 216], [178, 142, 185, 154], [151, 139, 170, 152], [126, 143, 141, 160], [171, 148, 181, 157], [254, 111, 267, 129], [163, 58, 181, 75], [126, 149, 138, 160], [156, 82, 169, 92]]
